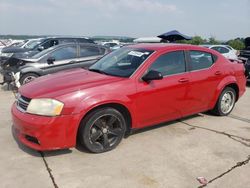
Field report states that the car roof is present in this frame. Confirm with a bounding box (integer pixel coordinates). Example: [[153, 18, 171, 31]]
[[43, 36, 91, 40], [127, 43, 210, 52]]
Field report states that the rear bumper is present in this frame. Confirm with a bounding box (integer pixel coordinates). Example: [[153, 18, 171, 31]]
[[11, 102, 82, 151]]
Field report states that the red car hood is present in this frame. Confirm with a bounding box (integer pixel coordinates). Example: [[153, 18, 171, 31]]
[[19, 68, 125, 98]]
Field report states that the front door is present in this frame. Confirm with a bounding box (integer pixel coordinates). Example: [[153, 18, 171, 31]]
[[135, 50, 190, 128]]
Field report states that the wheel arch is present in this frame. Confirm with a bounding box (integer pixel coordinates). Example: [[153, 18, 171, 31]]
[[20, 67, 43, 77], [76, 102, 133, 142], [209, 77, 239, 110]]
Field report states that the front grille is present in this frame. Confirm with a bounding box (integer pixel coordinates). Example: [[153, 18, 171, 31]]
[[16, 95, 31, 112]]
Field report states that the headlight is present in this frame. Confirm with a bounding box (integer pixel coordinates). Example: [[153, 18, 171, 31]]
[[1, 53, 13, 57], [26, 99, 64, 116]]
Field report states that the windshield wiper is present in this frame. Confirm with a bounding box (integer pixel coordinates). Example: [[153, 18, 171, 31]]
[[88, 68, 110, 75]]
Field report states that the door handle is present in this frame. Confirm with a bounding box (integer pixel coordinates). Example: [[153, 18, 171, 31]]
[[178, 78, 189, 83], [215, 71, 222, 76]]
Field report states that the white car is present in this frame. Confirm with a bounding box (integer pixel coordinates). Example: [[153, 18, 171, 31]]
[[202, 45, 239, 60]]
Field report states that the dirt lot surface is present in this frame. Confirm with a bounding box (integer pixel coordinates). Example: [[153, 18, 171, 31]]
[[0, 81, 249, 188]]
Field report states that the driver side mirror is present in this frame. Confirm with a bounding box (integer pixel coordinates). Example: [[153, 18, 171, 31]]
[[47, 57, 55, 65], [142, 70, 163, 82], [37, 45, 44, 51]]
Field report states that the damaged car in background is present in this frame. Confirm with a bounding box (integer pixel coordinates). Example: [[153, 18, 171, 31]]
[[1, 43, 109, 87], [0, 36, 95, 67]]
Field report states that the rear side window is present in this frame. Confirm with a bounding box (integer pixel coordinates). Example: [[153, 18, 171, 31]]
[[189, 51, 214, 71], [80, 46, 101, 57], [59, 39, 76, 43], [149, 51, 186, 76], [50, 46, 77, 61], [78, 38, 95, 43]]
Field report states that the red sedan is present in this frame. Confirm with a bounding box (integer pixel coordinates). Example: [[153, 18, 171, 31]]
[[12, 44, 246, 153]]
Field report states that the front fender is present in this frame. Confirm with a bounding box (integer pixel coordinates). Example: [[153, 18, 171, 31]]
[[20, 66, 43, 76], [208, 76, 237, 109]]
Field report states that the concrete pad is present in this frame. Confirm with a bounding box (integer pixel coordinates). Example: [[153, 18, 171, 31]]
[[0, 89, 53, 188], [0, 82, 249, 188]]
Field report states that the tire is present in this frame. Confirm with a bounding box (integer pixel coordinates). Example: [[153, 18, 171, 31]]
[[78, 107, 126, 153], [19, 73, 39, 85], [211, 87, 236, 116]]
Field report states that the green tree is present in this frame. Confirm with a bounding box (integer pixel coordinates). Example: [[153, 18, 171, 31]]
[[227, 39, 245, 50], [177, 36, 206, 45], [208, 37, 220, 45], [189, 36, 206, 45]]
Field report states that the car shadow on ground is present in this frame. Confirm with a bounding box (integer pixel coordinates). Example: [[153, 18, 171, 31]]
[[247, 82, 250, 87], [129, 114, 202, 136]]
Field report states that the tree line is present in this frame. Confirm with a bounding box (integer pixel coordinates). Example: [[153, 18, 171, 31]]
[[177, 36, 245, 50]]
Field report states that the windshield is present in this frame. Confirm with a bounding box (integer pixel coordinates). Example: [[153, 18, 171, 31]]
[[32, 46, 55, 59], [24, 39, 43, 49], [89, 47, 154, 77]]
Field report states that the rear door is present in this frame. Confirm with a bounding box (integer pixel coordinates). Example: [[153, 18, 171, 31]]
[[186, 50, 223, 113]]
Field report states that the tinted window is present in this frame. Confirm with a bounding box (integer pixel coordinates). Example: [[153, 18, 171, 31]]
[[78, 38, 94, 43], [59, 39, 76, 43], [149, 51, 186, 76], [211, 46, 229, 54], [80, 46, 100, 57], [41, 40, 59, 49], [50, 46, 77, 61], [189, 51, 214, 71]]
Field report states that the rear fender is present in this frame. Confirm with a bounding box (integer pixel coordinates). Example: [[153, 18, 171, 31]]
[[208, 76, 237, 109]]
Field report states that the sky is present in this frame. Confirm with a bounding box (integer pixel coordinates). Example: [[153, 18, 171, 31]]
[[0, 0, 249, 40]]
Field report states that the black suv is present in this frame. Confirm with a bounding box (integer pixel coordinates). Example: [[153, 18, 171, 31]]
[[1, 43, 109, 87], [0, 37, 95, 65]]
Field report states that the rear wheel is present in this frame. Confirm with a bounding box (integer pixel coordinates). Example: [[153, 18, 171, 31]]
[[211, 87, 236, 116], [20, 73, 39, 85], [78, 107, 126, 153]]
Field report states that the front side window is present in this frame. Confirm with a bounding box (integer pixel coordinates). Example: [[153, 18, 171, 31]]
[[80, 46, 100, 57], [89, 48, 154, 77], [50, 46, 77, 61], [149, 51, 186, 76], [189, 51, 214, 71], [41, 40, 59, 49]]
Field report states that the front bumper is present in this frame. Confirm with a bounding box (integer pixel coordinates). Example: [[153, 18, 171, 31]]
[[11, 103, 82, 151]]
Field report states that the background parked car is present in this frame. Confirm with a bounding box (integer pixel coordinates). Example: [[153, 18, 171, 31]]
[[0, 37, 95, 66], [201, 45, 239, 60], [239, 37, 250, 81], [1, 43, 109, 87]]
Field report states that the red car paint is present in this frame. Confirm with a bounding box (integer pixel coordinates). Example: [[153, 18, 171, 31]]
[[11, 44, 246, 151]]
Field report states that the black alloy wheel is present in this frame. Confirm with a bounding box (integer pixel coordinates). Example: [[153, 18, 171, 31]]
[[79, 107, 126, 153]]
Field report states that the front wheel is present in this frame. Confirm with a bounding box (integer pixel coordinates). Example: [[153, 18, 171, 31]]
[[19, 73, 39, 85], [78, 107, 126, 153], [211, 87, 236, 116]]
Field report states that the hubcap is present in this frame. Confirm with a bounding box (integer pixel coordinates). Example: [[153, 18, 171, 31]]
[[220, 91, 235, 114], [89, 114, 123, 150], [23, 76, 36, 84]]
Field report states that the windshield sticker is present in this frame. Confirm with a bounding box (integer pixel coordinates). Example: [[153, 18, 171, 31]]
[[128, 51, 145, 57], [117, 62, 132, 66]]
